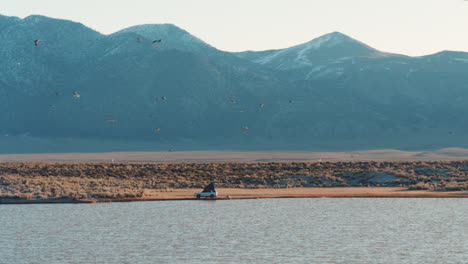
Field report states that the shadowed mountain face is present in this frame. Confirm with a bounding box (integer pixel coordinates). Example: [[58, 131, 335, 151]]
[[1, 14, 468, 153]]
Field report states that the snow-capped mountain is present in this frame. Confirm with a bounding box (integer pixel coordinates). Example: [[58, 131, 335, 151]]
[[238, 32, 388, 65], [236, 32, 407, 80], [1, 14, 468, 153]]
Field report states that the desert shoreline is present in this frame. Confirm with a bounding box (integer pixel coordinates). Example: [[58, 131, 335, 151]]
[[1, 188, 467, 204], [2, 160, 468, 204], [3, 148, 468, 163]]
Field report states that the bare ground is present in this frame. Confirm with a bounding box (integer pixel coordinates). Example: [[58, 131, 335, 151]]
[[2, 148, 468, 163], [137, 188, 468, 201]]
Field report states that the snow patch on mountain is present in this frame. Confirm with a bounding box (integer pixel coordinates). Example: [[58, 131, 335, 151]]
[[241, 31, 400, 77], [256, 49, 288, 64], [305, 32, 352, 48], [453, 58, 468, 63], [295, 46, 314, 66], [255, 32, 357, 65], [117, 24, 199, 42], [314, 66, 345, 78]]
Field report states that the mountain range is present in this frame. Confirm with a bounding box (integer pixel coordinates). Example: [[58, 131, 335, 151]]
[[1, 14, 468, 153]]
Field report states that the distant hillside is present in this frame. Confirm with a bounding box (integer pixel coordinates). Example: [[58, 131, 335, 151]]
[[1, 14, 468, 153]]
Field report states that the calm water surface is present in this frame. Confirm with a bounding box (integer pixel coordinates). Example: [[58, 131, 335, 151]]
[[0, 198, 467, 264]]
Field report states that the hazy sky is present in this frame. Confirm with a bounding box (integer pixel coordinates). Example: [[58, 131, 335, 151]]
[[1, 0, 468, 56]]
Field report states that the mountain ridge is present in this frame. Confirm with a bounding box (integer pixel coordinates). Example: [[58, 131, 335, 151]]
[[2, 14, 466, 56], [1, 14, 468, 153]]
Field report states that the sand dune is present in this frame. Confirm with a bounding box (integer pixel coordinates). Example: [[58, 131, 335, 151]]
[[1, 148, 468, 163]]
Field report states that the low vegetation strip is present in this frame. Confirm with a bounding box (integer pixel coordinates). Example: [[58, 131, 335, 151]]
[[0, 161, 467, 202]]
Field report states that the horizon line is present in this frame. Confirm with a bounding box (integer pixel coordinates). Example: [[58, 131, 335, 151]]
[[2, 13, 468, 57]]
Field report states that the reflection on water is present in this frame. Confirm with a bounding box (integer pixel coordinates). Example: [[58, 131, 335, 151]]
[[0, 198, 467, 264]]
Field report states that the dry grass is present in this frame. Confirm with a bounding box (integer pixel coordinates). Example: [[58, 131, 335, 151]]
[[1, 161, 467, 201]]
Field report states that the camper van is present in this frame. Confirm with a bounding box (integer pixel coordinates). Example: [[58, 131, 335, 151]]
[[194, 182, 217, 199]]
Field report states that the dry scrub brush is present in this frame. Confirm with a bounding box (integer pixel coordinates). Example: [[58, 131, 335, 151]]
[[1, 161, 467, 200]]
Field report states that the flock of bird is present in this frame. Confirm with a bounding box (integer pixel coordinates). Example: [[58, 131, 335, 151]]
[[4, 37, 300, 143], [28, 36, 299, 137], [5, 38, 457, 141], [28, 38, 179, 136]]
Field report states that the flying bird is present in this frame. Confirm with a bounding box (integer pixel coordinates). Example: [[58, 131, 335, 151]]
[[152, 39, 162, 44], [72, 91, 80, 98], [34, 40, 41, 46]]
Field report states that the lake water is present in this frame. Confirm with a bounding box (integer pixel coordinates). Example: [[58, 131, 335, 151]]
[[0, 198, 467, 264]]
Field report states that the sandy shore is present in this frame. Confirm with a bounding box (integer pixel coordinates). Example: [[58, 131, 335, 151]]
[[2, 148, 468, 163], [2, 188, 467, 204], [79, 188, 468, 203]]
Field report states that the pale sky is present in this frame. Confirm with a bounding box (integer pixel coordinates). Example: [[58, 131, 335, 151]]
[[1, 0, 468, 56]]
